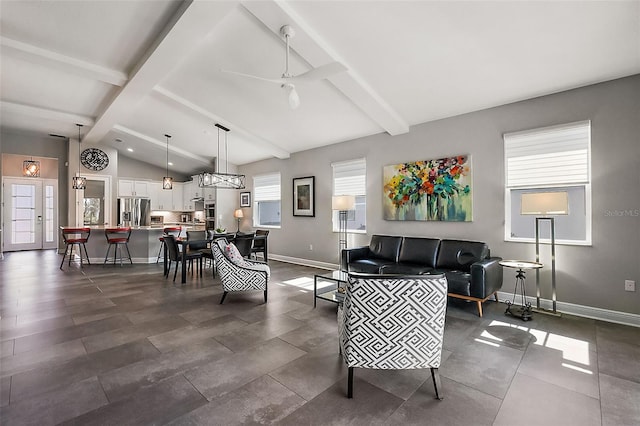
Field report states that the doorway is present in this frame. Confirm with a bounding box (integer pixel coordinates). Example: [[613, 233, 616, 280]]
[[2, 177, 58, 252]]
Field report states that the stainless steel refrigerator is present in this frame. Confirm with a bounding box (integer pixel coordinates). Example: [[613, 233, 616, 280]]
[[117, 198, 151, 227]]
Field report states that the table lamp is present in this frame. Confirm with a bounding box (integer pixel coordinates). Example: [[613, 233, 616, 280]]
[[521, 191, 569, 315], [234, 208, 244, 233]]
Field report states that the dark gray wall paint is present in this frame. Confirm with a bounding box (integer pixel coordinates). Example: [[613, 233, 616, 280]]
[[239, 75, 640, 315]]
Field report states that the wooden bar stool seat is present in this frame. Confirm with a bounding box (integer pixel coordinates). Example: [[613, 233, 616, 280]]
[[60, 227, 91, 269], [104, 227, 132, 266]]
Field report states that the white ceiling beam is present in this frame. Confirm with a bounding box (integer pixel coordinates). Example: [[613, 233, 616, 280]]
[[0, 101, 95, 126], [241, 0, 409, 136], [84, 0, 236, 144], [152, 86, 291, 160], [113, 124, 211, 165], [0, 36, 128, 87]]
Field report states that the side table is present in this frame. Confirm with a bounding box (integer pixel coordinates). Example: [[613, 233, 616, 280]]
[[499, 260, 543, 321]]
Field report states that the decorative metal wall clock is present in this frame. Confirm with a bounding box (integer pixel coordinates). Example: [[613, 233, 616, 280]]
[[80, 148, 109, 171]]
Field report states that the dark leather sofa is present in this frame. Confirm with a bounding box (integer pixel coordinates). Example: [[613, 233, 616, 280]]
[[341, 235, 503, 317]]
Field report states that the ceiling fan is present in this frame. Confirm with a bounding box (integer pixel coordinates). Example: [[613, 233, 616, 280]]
[[221, 25, 347, 109]]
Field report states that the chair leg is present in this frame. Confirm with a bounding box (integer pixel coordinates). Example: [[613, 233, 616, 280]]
[[125, 243, 133, 264], [264, 289, 268, 303], [173, 261, 179, 282], [82, 243, 91, 265], [494, 292, 499, 302], [347, 367, 354, 398], [476, 300, 483, 317], [60, 244, 69, 269], [431, 368, 443, 400], [220, 291, 228, 304]]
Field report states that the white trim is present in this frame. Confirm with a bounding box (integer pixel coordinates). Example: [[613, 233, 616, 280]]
[[497, 291, 640, 328], [269, 254, 336, 271]]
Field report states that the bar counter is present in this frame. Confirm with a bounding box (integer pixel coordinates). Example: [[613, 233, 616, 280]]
[[60, 225, 201, 264]]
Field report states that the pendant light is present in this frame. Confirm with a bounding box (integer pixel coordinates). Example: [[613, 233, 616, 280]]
[[163, 134, 173, 190], [23, 157, 40, 177], [72, 124, 86, 190]]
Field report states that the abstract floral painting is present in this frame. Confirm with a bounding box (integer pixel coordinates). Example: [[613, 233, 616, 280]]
[[383, 155, 472, 221]]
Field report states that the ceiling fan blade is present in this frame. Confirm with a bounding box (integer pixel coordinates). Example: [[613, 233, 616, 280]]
[[290, 62, 347, 82], [220, 69, 285, 84]]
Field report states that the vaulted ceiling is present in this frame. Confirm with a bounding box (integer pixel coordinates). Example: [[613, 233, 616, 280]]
[[2, 1, 639, 175]]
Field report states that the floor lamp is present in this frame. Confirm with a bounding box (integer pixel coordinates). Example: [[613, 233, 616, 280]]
[[332, 195, 355, 271], [521, 191, 569, 316]]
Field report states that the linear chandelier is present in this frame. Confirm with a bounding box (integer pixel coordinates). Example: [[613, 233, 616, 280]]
[[198, 123, 245, 189]]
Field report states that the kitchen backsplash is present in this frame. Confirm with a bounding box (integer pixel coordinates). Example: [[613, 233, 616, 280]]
[[151, 211, 205, 223]]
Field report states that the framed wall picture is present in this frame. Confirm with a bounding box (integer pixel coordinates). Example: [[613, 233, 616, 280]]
[[293, 176, 315, 217], [240, 191, 251, 207]]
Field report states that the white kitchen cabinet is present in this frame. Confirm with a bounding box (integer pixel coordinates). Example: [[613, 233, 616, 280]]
[[118, 179, 151, 197]]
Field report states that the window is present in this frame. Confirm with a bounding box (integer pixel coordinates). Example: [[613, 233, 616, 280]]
[[504, 121, 591, 245], [332, 158, 366, 232], [253, 173, 281, 228]]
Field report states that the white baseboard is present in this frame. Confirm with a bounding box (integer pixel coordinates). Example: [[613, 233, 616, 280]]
[[269, 254, 337, 271], [497, 291, 640, 328]]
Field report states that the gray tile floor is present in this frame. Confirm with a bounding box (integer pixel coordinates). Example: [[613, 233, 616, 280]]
[[1, 250, 639, 425]]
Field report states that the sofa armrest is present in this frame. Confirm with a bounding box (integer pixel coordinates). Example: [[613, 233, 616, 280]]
[[469, 257, 503, 299], [341, 246, 370, 268]]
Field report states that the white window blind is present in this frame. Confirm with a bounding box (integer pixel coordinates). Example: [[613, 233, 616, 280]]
[[332, 158, 366, 195], [254, 173, 281, 201], [504, 121, 590, 188]]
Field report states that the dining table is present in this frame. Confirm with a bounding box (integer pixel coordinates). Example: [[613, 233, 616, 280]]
[[162, 233, 268, 284]]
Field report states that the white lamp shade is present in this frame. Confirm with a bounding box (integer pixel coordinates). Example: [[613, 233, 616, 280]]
[[521, 191, 569, 215], [234, 209, 244, 219], [332, 195, 356, 211]]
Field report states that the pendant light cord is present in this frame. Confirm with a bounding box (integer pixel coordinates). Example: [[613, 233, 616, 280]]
[[76, 124, 83, 177]]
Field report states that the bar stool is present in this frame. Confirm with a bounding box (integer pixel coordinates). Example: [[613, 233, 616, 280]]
[[60, 227, 91, 269], [156, 226, 182, 264], [104, 227, 132, 266]]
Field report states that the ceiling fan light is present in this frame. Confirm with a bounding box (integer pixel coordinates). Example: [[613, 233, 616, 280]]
[[286, 84, 300, 109]]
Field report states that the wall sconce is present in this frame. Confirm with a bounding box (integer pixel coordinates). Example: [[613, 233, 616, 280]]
[[23, 159, 40, 177]]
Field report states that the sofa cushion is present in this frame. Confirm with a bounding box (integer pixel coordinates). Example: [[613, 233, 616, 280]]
[[398, 237, 440, 267], [369, 235, 402, 262], [381, 263, 434, 275], [349, 259, 394, 274], [436, 240, 489, 272], [438, 270, 472, 297]]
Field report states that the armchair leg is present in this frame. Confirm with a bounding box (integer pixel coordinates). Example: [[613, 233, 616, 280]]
[[220, 291, 228, 304], [347, 367, 354, 398], [431, 368, 443, 400], [264, 289, 268, 303]]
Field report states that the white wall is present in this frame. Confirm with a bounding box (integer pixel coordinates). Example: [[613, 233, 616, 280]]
[[239, 75, 640, 315]]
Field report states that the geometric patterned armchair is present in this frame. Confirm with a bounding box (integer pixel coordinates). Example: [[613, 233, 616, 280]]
[[339, 273, 448, 399], [212, 238, 270, 305]]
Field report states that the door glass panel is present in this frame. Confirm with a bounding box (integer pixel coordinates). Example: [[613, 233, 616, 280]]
[[11, 184, 36, 244], [45, 185, 54, 242]]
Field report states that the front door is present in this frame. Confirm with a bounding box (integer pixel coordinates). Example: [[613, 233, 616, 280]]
[[2, 178, 58, 252]]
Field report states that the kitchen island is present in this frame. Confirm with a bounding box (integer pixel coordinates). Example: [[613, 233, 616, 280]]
[[60, 225, 202, 264]]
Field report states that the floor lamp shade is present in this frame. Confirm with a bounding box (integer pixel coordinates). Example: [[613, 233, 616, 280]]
[[521, 191, 569, 215], [520, 191, 569, 316], [332, 195, 356, 211]]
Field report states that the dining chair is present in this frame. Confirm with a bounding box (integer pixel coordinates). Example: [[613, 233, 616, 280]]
[[233, 232, 255, 258], [250, 229, 269, 260], [187, 230, 213, 268], [156, 226, 182, 263], [163, 234, 202, 282], [339, 273, 448, 399]]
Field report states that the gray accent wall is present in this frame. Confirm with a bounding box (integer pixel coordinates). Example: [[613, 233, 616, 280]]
[[239, 75, 640, 315]]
